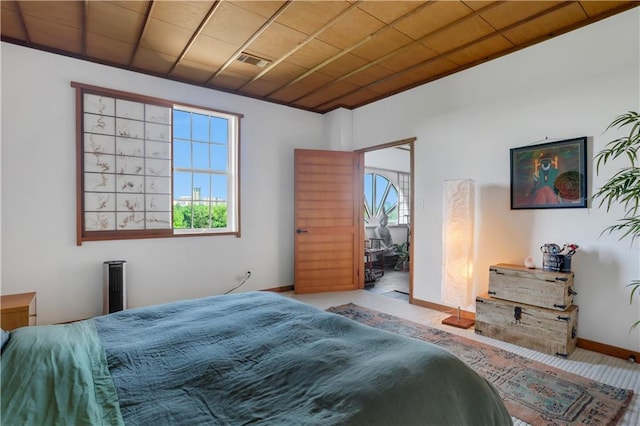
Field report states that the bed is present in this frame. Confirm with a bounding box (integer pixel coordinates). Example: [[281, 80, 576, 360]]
[[1, 291, 512, 425]]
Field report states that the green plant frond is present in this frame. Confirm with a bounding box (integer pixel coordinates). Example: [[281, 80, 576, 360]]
[[594, 111, 640, 332], [628, 281, 640, 304], [595, 138, 640, 172], [601, 218, 640, 242], [606, 111, 640, 131]]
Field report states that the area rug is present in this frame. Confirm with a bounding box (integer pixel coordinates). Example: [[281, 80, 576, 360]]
[[327, 303, 633, 426]]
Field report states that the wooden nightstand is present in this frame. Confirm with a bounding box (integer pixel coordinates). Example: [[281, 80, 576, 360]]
[[1, 292, 37, 331]]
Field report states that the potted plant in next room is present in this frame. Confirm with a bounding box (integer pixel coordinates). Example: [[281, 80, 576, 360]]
[[392, 242, 410, 271], [592, 111, 640, 330]]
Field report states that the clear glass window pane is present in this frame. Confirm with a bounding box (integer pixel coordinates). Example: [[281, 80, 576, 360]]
[[174, 140, 191, 168], [364, 174, 373, 220], [210, 145, 228, 171], [191, 203, 211, 229], [192, 113, 209, 142], [210, 117, 228, 144], [212, 174, 228, 228], [375, 175, 388, 214], [212, 175, 228, 202], [173, 110, 190, 139], [174, 172, 192, 202], [193, 142, 209, 170], [193, 173, 212, 201], [173, 202, 191, 229]]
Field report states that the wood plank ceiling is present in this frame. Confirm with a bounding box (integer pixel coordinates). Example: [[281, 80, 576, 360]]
[[2, 1, 638, 114]]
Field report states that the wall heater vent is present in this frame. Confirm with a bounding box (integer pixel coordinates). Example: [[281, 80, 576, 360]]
[[103, 260, 127, 314]]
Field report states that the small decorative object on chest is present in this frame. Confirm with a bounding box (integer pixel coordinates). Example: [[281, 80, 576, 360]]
[[475, 263, 578, 358]]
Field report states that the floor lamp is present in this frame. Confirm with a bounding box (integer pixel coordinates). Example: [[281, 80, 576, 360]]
[[441, 179, 475, 329]]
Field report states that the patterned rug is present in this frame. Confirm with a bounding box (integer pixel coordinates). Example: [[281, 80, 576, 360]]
[[327, 303, 633, 426]]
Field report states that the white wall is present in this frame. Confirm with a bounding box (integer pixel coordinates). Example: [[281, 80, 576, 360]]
[[1, 43, 326, 324], [2, 10, 639, 352], [352, 9, 640, 351]]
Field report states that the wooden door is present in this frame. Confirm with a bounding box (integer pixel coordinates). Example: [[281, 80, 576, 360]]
[[294, 149, 363, 293]]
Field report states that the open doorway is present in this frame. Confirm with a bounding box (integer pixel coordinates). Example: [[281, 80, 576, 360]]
[[359, 139, 414, 302]]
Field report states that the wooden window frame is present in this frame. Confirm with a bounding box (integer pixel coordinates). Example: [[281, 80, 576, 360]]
[[72, 82, 242, 245]]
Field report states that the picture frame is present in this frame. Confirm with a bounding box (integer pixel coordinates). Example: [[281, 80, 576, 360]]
[[510, 137, 587, 209]]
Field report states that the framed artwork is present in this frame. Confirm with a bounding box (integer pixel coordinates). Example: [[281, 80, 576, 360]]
[[510, 137, 587, 209]]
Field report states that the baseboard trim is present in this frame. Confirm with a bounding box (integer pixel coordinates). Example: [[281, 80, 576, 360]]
[[577, 338, 640, 362], [263, 285, 294, 293], [411, 297, 638, 362], [411, 297, 475, 320]]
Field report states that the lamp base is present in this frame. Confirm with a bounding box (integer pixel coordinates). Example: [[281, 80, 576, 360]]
[[442, 316, 474, 329]]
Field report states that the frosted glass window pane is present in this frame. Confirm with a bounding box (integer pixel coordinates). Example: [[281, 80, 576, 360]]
[[116, 194, 144, 212], [116, 175, 144, 193], [85, 193, 115, 211], [84, 94, 115, 116], [116, 156, 144, 175], [85, 212, 116, 231], [116, 118, 144, 139], [146, 123, 171, 142], [116, 99, 144, 120], [85, 173, 115, 192], [146, 177, 171, 194], [146, 158, 171, 177], [85, 133, 115, 154], [146, 141, 171, 159], [85, 114, 115, 135], [146, 104, 171, 125], [116, 137, 144, 157], [117, 212, 145, 229]]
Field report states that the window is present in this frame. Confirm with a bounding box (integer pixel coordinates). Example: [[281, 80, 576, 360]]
[[172, 106, 238, 233], [364, 171, 410, 226], [73, 82, 241, 245]]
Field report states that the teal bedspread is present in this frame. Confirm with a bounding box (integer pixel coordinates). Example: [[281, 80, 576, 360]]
[[1, 321, 123, 425], [1, 292, 511, 425], [94, 291, 511, 425]]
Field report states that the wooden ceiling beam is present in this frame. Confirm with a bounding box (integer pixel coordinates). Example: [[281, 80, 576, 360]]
[[82, 1, 88, 56], [206, 1, 293, 84], [311, 1, 579, 111], [237, 1, 363, 90], [13, 0, 30, 45], [264, 1, 436, 98], [168, 1, 223, 76], [289, 0, 504, 105], [128, 1, 156, 68]]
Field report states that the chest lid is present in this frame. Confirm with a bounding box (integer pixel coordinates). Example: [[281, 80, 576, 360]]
[[488, 263, 575, 310]]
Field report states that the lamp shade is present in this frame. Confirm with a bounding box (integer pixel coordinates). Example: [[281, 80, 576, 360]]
[[442, 179, 475, 308]]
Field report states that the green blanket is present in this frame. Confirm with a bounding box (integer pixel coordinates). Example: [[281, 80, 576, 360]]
[[1, 321, 123, 426]]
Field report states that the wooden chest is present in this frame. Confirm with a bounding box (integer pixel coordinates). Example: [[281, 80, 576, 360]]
[[488, 263, 575, 311], [475, 294, 578, 357]]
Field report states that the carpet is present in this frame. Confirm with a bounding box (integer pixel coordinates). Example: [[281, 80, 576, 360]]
[[327, 303, 634, 426]]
